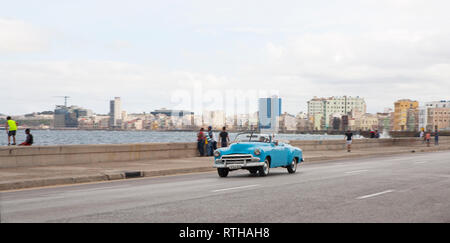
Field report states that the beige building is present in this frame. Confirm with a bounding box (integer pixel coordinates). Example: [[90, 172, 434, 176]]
[[279, 113, 297, 132], [427, 107, 450, 131], [357, 113, 379, 131]]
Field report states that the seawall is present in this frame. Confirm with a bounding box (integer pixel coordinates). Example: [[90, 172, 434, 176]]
[[1, 137, 449, 169]]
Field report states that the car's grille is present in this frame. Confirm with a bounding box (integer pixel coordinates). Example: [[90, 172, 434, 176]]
[[221, 154, 253, 164]]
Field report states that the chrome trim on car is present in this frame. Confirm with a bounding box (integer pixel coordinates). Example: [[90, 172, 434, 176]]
[[213, 162, 265, 168], [214, 154, 261, 168]]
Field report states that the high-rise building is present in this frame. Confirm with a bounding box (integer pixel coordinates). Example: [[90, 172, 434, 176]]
[[109, 97, 122, 128], [258, 96, 282, 133], [307, 96, 366, 129], [393, 99, 419, 131]]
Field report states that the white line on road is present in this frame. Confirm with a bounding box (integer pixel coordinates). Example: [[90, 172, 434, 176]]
[[356, 190, 395, 200], [212, 185, 259, 193], [414, 161, 428, 164], [345, 170, 369, 174]]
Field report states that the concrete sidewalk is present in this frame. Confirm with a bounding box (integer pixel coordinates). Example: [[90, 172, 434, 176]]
[[1, 144, 449, 191]]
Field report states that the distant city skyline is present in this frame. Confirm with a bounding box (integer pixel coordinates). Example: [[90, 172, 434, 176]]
[[1, 1, 450, 115], [1, 95, 450, 117]]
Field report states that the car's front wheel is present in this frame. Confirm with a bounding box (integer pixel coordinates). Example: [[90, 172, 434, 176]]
[[258, 158, 270, 177], [217, 168, 229, 177], [287, 158, 297, 174]]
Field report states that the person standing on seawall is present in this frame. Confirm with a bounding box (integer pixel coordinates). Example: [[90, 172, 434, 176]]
[[344, 130, 353, 152], [419, 129, 425, 144], [219, 126, 230, 148], [206, 126, 215, 156], [197, 128, 206, 156], [425, 131, 431, 147], [434, 129, 439, 146], [5, 116, 18, 146]]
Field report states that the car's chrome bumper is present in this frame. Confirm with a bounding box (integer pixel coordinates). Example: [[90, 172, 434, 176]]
[[213, 155, 262, 169], [214, 162, 265, 169]]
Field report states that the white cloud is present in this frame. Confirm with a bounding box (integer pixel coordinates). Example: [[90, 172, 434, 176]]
[[0, 18, 50, 54], [0, 60, 242, 115], [1, 1, 450, 115]]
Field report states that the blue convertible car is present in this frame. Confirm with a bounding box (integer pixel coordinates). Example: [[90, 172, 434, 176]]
[[213, 132, 303, 177]]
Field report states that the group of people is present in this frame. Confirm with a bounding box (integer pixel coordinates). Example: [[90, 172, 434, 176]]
[[197, 126, 230, 156], [4, 117, 33, 146], [420, 129, 439, 147], [369, 130, 381, 139]]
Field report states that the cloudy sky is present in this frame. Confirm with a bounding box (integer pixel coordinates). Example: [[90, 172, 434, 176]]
[[1, 0, 449, 115]]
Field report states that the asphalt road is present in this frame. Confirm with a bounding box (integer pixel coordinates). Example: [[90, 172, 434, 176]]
[[1, 151, 450, 223]]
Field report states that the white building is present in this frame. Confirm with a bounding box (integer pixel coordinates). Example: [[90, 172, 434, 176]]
[[258, 96, 282, 133], [307, 96, 366, 129]]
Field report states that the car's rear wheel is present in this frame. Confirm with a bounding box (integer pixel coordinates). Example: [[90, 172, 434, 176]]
[[287, 158, 297, 174], [217, 168, 229, 177], [258, 158, 270, 177]]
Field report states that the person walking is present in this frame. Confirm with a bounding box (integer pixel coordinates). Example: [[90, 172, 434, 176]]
[[344, 130, 353, 152], [219, 126, 230, 148], [5, 116, 18, 146], [419, 129, 425, 144], [19, 129, 33, 146], [197, 128, 206, 156]]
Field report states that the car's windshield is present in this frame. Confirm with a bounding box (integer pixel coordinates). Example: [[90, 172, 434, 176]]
[[234, 133, 271, 143]]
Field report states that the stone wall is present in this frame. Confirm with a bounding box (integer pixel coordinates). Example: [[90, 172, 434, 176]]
[[1, 137, 448, 168]]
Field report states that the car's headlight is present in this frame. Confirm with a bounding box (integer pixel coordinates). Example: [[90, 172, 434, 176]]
[[254, 149, 261, 155], [214, 150, 221, 157]]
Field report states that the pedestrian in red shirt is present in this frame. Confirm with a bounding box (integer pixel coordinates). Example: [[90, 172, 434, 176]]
[[197, 128, 206, 156]]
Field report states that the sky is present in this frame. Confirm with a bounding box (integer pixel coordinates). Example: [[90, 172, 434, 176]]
[[1, 0, 450, 116]]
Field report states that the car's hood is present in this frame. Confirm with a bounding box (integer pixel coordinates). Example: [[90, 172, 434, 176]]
[[219, 142, 271, 154]]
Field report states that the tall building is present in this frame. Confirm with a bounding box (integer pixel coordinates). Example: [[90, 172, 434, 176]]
[[109, 97, 122, 128], [307, 96, 366, 129], [393, 99, 419, 131], [258, 96, 282, 133]]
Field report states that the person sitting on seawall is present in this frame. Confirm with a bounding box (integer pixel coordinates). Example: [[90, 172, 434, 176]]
[[19, 129, 33, 146]]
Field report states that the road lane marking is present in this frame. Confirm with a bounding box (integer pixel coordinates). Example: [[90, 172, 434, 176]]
[[356, 190, 395, 200], [212, 185, 259, 193], [414, 161, 428, 164], [345, 170, 369, 174]]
